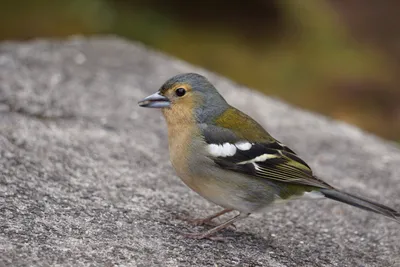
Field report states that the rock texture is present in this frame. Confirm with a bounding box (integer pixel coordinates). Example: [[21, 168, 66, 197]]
[[0, 37, 399, 267]]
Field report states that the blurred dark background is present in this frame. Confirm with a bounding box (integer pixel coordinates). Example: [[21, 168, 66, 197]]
[[1, 0, 400, 142]]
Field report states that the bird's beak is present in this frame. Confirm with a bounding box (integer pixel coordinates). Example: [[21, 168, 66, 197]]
[[138, 92, 171, 108]]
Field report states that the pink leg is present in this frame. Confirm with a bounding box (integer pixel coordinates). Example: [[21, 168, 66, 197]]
[[183, 213, 249, 240], [182, 208, 233, 226]]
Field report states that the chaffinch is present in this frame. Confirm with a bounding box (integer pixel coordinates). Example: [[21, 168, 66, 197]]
[[138, 73, 399, 239]]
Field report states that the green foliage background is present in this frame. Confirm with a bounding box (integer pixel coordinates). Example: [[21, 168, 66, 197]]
[[1, 0, 399, 142]]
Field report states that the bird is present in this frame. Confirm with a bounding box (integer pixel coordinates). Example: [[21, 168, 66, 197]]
[[138, 72, 399, 239]]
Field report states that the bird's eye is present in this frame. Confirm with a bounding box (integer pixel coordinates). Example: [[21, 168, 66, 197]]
[[175, 88, 186, 97]]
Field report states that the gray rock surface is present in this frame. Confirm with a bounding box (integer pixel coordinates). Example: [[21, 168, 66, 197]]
[[0, 37, 399, 267]]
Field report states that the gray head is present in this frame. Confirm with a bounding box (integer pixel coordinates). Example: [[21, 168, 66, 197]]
[[138, 73, 229, 123]]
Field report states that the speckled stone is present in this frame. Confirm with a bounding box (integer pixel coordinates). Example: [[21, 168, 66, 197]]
[[0, 37, 399, 267]]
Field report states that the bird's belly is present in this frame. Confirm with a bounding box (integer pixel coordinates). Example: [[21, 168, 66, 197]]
[[179, 171, 278, 214], [166, 127, 278, 213]]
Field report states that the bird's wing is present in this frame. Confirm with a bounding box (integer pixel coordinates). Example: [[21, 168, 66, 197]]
[[200, 123, 332, 190]]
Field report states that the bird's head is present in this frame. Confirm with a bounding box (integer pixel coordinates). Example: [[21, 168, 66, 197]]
[[138, 73, 228, 123]]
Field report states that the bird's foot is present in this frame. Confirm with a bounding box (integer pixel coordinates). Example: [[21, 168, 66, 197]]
[[184, 217, 215, 226], [179, 216, 236, 230]]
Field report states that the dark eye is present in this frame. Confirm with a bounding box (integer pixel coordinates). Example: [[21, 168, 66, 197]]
[[175, 88, 186, 97]]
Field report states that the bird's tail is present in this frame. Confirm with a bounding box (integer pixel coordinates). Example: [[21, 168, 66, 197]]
[[319, 189, 400, 223]]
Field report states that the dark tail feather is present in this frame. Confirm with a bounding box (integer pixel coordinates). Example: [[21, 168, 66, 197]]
[[320, 189, 400, 223]]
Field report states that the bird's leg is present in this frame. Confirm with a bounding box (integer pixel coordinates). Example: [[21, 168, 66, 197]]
[[181, 208, 233, 226], [183, 213, 249, 240]]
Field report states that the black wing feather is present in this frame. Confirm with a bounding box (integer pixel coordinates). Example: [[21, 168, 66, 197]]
[[202, 124, 332, 189]]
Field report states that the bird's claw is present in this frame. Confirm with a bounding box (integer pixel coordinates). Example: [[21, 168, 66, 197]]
[[187, 218, 215, 226], [178, 216, 236, 230]]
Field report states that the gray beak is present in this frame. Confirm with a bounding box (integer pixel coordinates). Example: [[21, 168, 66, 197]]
[[138, 92, 171, 108]]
